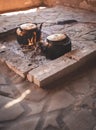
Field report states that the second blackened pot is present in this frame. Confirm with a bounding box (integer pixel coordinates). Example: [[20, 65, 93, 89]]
[[40, 34, 71, 60]]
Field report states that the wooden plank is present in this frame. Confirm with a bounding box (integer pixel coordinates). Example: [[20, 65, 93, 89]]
[[27, 45, 96, 87], [0, 49, 38, 78]]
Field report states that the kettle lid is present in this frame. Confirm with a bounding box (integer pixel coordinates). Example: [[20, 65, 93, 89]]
[[20, 23, 37, 30], [47, 34, 66, 42]]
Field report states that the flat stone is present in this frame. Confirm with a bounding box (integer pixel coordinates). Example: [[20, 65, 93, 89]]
[[27, 45, 96, 87], [0, 84, 19, 99], [0, 95, 24, 121], [0, 124, 4, 127], [26, 100, 46, 116], [0, 85, 14, 97], [9, 117, 39, 130], [10, 74, 25, 85], [88, 67, 96, 85], [15, 81, 33, 94], [70, 77, 90, 95], [93, 126, 96, 130], [63, 109, 96, 130], [25, 87, 48, 102], [43, 112, 59, 129], [0, 74, 7, 85], [0, 124, 6, 130], [47, 90, 75, 112], [81, 96, 96, 109]]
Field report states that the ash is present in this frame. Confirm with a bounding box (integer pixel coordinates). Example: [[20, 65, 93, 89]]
[[0, 34, 51, 67]]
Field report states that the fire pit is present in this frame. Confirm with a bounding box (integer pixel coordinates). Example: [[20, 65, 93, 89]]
[[16, 23, 71, 60], [0, 17, 95, 87], [0, 7, 96, 87]]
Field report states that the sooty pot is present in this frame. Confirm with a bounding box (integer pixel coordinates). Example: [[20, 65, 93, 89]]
[[16, 23, 42, 46], [39, 34, 71, 60]]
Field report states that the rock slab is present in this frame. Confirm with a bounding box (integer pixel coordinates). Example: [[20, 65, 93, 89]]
[[0, 95, 24, 122]]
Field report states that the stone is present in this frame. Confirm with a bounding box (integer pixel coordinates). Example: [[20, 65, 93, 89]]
[[15, 81, 32, 94], [26, 100, 46, 116], [0, 85, 14, 97], [0, 74, 6, 85], [0, 95, 24, 121], [25, 87, 48, 102], [43, 112, 59, 129], [0, 124, 5, 128], [9, 117, 39, 130], [63, 109, 96, 130], [0, 124, 6, 130], [70, 77, 90, 95], [93, 126, 96, 130], [47, 90, 75, 112], [10, 74, 25, 85], [0, 84, 19, 98], [81, 96, 96, 110]]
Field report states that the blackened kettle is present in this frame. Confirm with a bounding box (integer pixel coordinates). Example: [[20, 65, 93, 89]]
[[39, 33, 71, 60]]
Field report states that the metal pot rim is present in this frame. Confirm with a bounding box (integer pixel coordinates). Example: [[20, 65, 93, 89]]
[[47, 33, 67, 42], [20, 23, 37, 30]]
